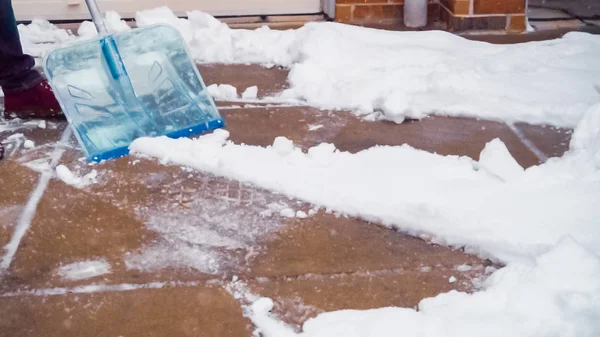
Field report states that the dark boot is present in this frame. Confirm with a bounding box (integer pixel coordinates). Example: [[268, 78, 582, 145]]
[[3, 79, 62, 119]]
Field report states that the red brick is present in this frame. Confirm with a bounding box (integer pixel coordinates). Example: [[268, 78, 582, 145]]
[[474, 0, 525, 14], [335, 4, 354, 22], [337, 0, 387, 4], [506, 14, 527, 32], [353, 4, 402, 20], [451, 0, 471, 15]]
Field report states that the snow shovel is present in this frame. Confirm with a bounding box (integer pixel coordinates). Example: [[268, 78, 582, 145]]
[[44, 0, 224, 162]]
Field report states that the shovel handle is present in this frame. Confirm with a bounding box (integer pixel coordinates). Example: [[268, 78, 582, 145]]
[[85, 0, 108, 36]]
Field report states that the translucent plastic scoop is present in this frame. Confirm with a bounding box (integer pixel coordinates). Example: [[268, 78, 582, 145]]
[[44, 0, 224, 161]]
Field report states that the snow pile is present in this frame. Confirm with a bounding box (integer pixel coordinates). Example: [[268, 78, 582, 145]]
[[2, 133, 35, 152], [478, 138, 524, 182], [56, 259, 111, 281], [279, 24, 600, 126], [207, 84, 238, 100], [17, 8, 600, 126], [242, 86, 259, 99], [130, 118, 600, 263], [136, 7, 299, 66], [105, 12, 132, 33], [279, 208, 296, 218], [77, 21, 98, 38], [17, 19, 75, 58], [132, 8, 600, 127], [55, 165, 98, 189], [248, 237, 600, 337], [125, 244, 221, 274], [456, 264, 472, 272], [23, 140, 35, 149], [569, 103, 600, 168]]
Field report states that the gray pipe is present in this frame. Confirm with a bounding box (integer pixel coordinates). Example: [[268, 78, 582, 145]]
[[84, 0, 108, 36]]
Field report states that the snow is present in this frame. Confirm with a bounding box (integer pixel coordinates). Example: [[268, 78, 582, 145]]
[[76, 13, 130, 38], [55, 165, 98, 189], [2, 281, 201, 297], [3, 133, 35, 151], [280, 208, 296, 218], [77, 21, 98, 38], [17, 9, 600, 126], [249, 298, 297, 337], [296, 211, 308, 219], [23, 140, 35, 149], [242, 86, 259, 99], [207, 84, 238, 100], [14, 7, 600, 336], [272, 136, 295, 156], [56, 259, 111, 281], [37, 120, 46, 129], [456, 264, 473, 272], [17, 19, 75, 58], [478, 138, 524, 182], [105, 12, 132, 33]]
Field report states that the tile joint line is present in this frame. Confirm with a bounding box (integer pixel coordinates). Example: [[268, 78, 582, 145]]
[[0, 127, 73, 273], [508, 123, 549, 163]]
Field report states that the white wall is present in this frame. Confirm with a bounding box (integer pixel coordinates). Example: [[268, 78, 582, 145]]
[[13, 0, 322, 21]]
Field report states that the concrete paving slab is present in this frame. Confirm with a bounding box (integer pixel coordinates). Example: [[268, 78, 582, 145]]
[[513, 123, 572, 159], [330, 115, 543, 167], [3, 178, 155, 290], [1, 104, 559, 292], [222, 106, 541, 168], [0, 119, 66, 163], [529, 0, 600, 18], [0, 285, 252, 337], [249, 213, 484, 278], [199, 64, 289, 98], [0, 162, 38, 251], [0, 61, 581, 334], [250, 268, 481, 328], [246, 212, 488, 326]]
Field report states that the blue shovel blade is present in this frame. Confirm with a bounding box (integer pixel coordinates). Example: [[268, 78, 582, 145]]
[[44, 24, 225, 162]]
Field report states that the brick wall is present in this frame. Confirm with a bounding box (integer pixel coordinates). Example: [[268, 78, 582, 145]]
[[335, 0, 404, 23], [335, 0, 528, 32], [440, 0, 527, 32]]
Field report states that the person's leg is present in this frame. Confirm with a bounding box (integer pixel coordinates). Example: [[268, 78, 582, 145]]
[[0, 0, 44, 92], [0, 0, 61, 119]]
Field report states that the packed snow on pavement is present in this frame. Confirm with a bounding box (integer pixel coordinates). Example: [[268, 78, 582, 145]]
[[17, 8, 600, 337]]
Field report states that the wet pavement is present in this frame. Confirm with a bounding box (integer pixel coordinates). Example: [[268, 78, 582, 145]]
[[0, 63, 573, 336]]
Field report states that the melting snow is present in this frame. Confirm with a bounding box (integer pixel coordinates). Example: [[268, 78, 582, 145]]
[[207, 84, 238, 100], [242, 86, 259, 99], [56, 259, 111, 281], [55, 165, 98, 189]]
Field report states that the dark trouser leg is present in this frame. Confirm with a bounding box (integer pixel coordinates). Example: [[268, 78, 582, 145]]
[[0, 0, 43, 93]]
